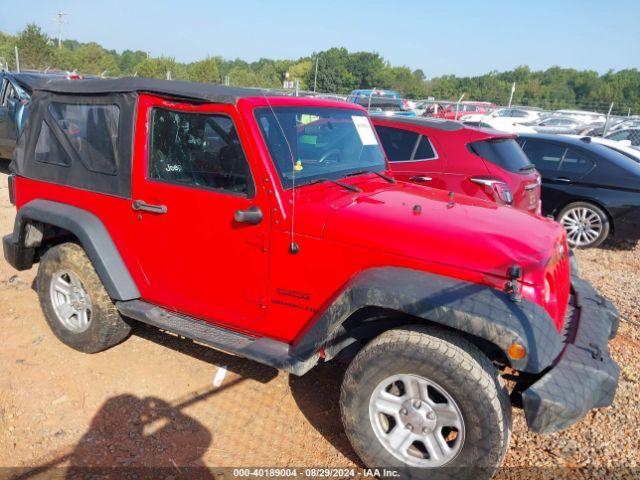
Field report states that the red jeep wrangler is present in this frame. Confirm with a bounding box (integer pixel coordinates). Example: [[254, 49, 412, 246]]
[[3, 78, 619, 479]]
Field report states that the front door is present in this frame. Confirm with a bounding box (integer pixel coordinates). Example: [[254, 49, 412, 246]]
[[132, 97, 270, 333]]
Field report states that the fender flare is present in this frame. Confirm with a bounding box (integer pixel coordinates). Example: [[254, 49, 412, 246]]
[[9, 199, 140, 301], [291, 267, 563, 374]]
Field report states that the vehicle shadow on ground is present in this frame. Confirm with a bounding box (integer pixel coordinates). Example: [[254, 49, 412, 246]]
[[289, 361, 364, 467], [599, 238, 639, 252], [12, 383, 239, 479]]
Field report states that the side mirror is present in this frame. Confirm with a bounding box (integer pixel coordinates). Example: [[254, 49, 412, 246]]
[[234, 206, 263, 225]]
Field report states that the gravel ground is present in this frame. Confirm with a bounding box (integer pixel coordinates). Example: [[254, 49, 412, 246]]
[[0, 165, 638, 479]]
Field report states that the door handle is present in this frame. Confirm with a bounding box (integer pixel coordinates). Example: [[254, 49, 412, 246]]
[[408, 176, 432, 182], [132, 200, 168, 214], [234, 206, 263, 225], [553, 177, 571, 183]]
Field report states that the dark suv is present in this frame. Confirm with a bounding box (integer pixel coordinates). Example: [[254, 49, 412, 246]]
[[3, 77, 620, 479]]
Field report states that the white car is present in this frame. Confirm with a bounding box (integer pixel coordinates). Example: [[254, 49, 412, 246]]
[[562, 135, 640, 162], [550, 109, 606, 125], [461, 114, 538, 134], [461, 107, 541, 125]]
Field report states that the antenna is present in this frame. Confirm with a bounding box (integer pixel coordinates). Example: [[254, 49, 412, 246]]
[[54, 11, 69, 49], [261, 92, 300, 254]]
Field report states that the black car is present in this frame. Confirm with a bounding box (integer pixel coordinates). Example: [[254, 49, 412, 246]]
[[518, 133, 640, 248]]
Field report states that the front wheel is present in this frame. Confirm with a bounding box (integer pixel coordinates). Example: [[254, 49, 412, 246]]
[[340, 326, 511, 480], [558, 202, 610, 248]]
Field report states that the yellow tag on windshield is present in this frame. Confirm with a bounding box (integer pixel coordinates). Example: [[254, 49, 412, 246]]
[[294, 160, 303, 172]]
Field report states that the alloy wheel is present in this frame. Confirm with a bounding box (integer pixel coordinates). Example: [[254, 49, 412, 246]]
[[369, 373, 465, 468], [49, 270, 93, 333], [560, 206, 603, 247]]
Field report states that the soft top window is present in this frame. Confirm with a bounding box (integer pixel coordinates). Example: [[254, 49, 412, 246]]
[[48, 102, 120, 175]]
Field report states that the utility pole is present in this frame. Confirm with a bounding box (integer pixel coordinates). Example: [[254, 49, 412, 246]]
[[55, 11, 68, 48], [313, 55, 319, 93], [15, 46, 20, 73]]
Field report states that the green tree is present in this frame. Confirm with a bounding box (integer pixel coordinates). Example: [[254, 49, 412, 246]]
[[136, 56, 187, 80], [118, 50, 148, 75], [187, 57, 220, 83], [16, 23, 54, 70], [306, 48, 357, 93], [73, 43, 120, 76]]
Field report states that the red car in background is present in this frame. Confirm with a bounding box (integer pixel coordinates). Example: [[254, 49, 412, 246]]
[[372, 116, 541, 213], [428, 101, 495, 120]]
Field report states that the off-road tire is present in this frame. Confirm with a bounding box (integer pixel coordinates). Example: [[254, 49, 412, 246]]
[[340, 325, 512, 480], [36, 242, 131, 353], [558, 202, 610, 249]]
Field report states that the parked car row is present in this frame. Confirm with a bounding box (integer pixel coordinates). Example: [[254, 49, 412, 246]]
[[2, 76, 639, 249], [2, 77, 621, 480]]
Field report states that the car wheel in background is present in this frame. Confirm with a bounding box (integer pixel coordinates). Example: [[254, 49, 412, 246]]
[[558, 202, 610, 249]]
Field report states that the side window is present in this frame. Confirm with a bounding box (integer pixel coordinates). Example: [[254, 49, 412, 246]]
[[607, 130, 629, 141], [414, 135, 437, 160], [149, 108, 253, 196], [560, 148, 594, 175], [521, 140, 565, 173], [374, 125, 419, 162], [35, 121, 73, 166], [1, 81, 16, 107], [48, 103, 120, 175]]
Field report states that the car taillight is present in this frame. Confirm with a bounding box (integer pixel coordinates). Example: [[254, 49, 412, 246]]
[[470, 177, 514, 206], [8, 174, 16, 205]]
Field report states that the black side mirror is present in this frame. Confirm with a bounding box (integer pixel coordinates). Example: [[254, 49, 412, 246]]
[[234, 206, 263, 225]]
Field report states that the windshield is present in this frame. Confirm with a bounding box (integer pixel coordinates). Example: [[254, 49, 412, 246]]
[[255, 107, 387, 188], [468, 138, 534, 173]]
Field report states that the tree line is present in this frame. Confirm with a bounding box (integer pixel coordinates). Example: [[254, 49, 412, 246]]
[[1, 23, 639, 114]]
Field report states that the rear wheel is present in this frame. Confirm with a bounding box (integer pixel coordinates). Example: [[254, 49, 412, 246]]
[[340, 326, 511, 480], [558, 202, 609, 248], [36, 242, 131, 353]]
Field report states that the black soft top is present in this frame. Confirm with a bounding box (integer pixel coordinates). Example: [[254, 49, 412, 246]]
[[12, 78, 281, 198], [31, 76, 274, 104]]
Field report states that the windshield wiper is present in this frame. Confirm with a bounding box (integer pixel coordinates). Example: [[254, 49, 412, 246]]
[[519, 164, 536, 172], [301, 178, 363, 192], [344, 169, 397, 183]]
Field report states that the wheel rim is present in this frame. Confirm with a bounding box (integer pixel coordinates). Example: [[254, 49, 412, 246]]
[[560, 207, 603, 247], [49, 270, 93, 333], [369, 373, 465, 468]]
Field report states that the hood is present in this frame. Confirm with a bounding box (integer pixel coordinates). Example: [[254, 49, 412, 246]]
[[295, 178, 564, 283]]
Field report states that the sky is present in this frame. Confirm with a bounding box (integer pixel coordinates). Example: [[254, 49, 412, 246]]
[[2, 0, 639, 78]]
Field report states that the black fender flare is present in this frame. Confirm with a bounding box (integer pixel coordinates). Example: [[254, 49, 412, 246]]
[[9, 199, 140, 301], [290, 267, 563, 374]]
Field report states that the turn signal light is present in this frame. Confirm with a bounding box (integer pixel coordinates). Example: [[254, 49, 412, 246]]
[[507, 342, 527, 360]]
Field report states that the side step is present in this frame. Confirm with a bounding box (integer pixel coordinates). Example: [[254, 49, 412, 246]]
[[116, 300, 317, 375]]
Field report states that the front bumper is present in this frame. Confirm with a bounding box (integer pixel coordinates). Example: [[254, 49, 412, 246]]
[[521, 277, 620, 434]]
